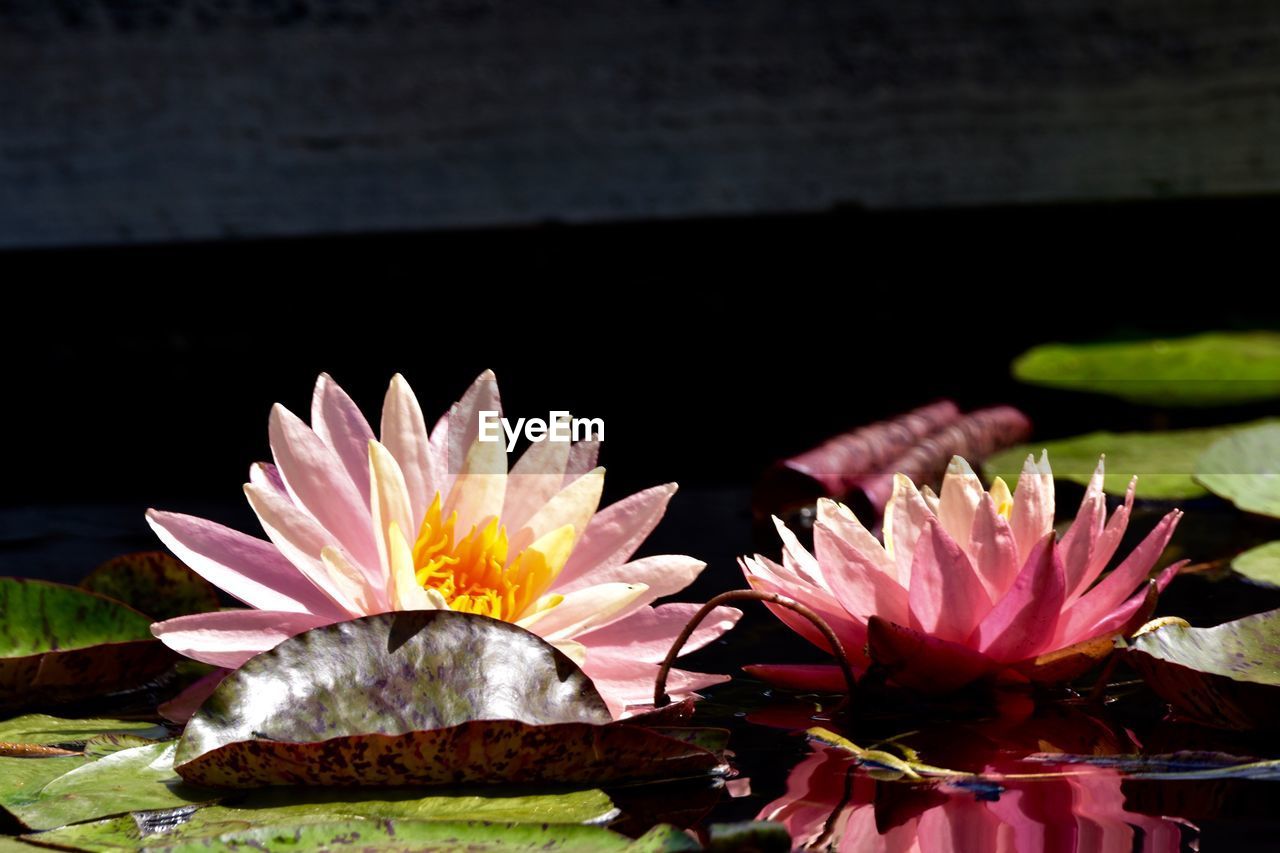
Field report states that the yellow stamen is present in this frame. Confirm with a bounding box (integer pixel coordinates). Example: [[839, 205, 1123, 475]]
[[989, 476, 1014, 519], [410, 492, 565, 621]]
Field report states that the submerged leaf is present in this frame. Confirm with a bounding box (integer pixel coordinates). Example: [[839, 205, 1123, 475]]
[[80, 552, 220, 621], [0, 579, 175, 711], [1012, 332, 1280, 406], [984, 420, 1280, 499], [175, 611, 721, 788], [1194, 423, 1280, 518], [1125, 609, 1280, 730]]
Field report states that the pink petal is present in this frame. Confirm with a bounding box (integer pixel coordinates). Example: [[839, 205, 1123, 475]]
[[884, 475, 935, 584], [1058, 457, 1107, 597], [867, 616, 997, 692], [814, 498, 896, 579], [973, 534, 1064, 663], [563, 439, 601, 487], [444, 369, 500, 480], [744, 560, 868, 658], [742, 663, 854, 692], [820, 522, 910, 626], [150, 609, 334, 669], [158, 668, 229, 724], [967, 493, 1020, 601], [575, 603, 741, 664], [1057, 510, 1182, 641], [1064, 561, 1183, 646], [908, 518, 991, 643], [581, 651, 729, 718], [554, 554, 708, 625], [146, 510, 345, 617], [937, 456, 984, 546], [1009, 451, 1055, 566], [249, 462, 289, 497], [502, 439, 572, 531], [1070, 476, 1137, 603], [380, 374, 439, 527], [310, 373, 376, 505], [554, 484, 677, 590], [269, 404, 381, 580]]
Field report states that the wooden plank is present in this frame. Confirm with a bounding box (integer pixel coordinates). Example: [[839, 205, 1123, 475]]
[[2, 1, 1278, 248]]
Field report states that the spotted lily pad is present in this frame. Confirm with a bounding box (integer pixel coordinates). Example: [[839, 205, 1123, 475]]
[[1232, 542, 1280, 586], [22, 788, 623, 851], [983, 419, 1280, 499], [1194, 423, 1280, 518], [1012, 331, 1280, 406], [1125, 609, 1280, 730], [32, 819, 701, 853], [0, 579, 176, 712], [175, 611, 722, 788], [80, 552, 220, 622]]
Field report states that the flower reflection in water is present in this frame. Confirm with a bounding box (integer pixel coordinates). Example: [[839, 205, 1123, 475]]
[[761, 745, 1192, 852]]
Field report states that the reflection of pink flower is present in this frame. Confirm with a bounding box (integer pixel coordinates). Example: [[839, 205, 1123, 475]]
[[743, 455, 1183, 692], [148, 372, 738, 717], [762, 747, 1189, 852]]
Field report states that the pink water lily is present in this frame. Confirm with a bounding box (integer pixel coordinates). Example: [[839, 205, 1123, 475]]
[[742, 454, 1184, 693], [149, 371, 739, 717]]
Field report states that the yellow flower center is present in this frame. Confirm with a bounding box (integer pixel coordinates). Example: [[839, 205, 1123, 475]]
[[409, 494, 558, 621]]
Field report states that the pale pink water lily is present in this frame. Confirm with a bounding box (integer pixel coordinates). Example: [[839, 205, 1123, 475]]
[[742, 454, 1184, 692], [148, 371, 739, 718]]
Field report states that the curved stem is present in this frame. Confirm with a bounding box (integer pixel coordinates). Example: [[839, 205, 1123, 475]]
[[653, 588, 859, 708]]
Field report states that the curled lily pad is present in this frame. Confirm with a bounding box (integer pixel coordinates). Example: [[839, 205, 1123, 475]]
[[1012, 331, 1280, 406], [1125, 609, 1280, 730], [80, 552, 220, 621], [175, 611, 722, 788], [1194, 423, 1280, 518], [1232, 541, 1280, 586], [983, 419, 1280, 499], [0, 579, 175, 711]]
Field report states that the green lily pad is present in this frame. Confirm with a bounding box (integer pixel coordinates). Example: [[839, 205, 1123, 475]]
[[1012, 331, 1280, 406], [1231, 542, 1280, 586], [175, 611, 722, 788], [0, 579, 176, 712], [983, 419, 1280, 499], [80, 552, 220, 622], [33, 819, 700, 853], [0, 715, 168, 745], [6, 742, 219, 831], [23, 788, 622, 851], [1125, 609, 1280, 730], [1194, 423, 1280, 518]]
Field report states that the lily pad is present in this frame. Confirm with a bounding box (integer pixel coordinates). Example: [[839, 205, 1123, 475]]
[[0, 579, 176, 711], [1233, 542, 1280, 586], [29, 818, 699, 852], [983, 419, 1280, 499], [1125, 609, 1280, 730], [6, 742, 219, 831], [0, 715, 168, 745], [175, 611, 722, 788], [1011, 331, 1280, 406], [1194, 423, 1280, 518], [80, 552, 220, 621], [23, 788, 622, 851]]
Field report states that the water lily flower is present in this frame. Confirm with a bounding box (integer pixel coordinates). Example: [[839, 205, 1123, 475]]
[[762, 746, 1188, 851], [742, 454, 1183, 693], [148, 371, 739, 718]]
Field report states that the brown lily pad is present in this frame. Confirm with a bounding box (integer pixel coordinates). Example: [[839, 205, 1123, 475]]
[[174, 611, 723, 788]]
